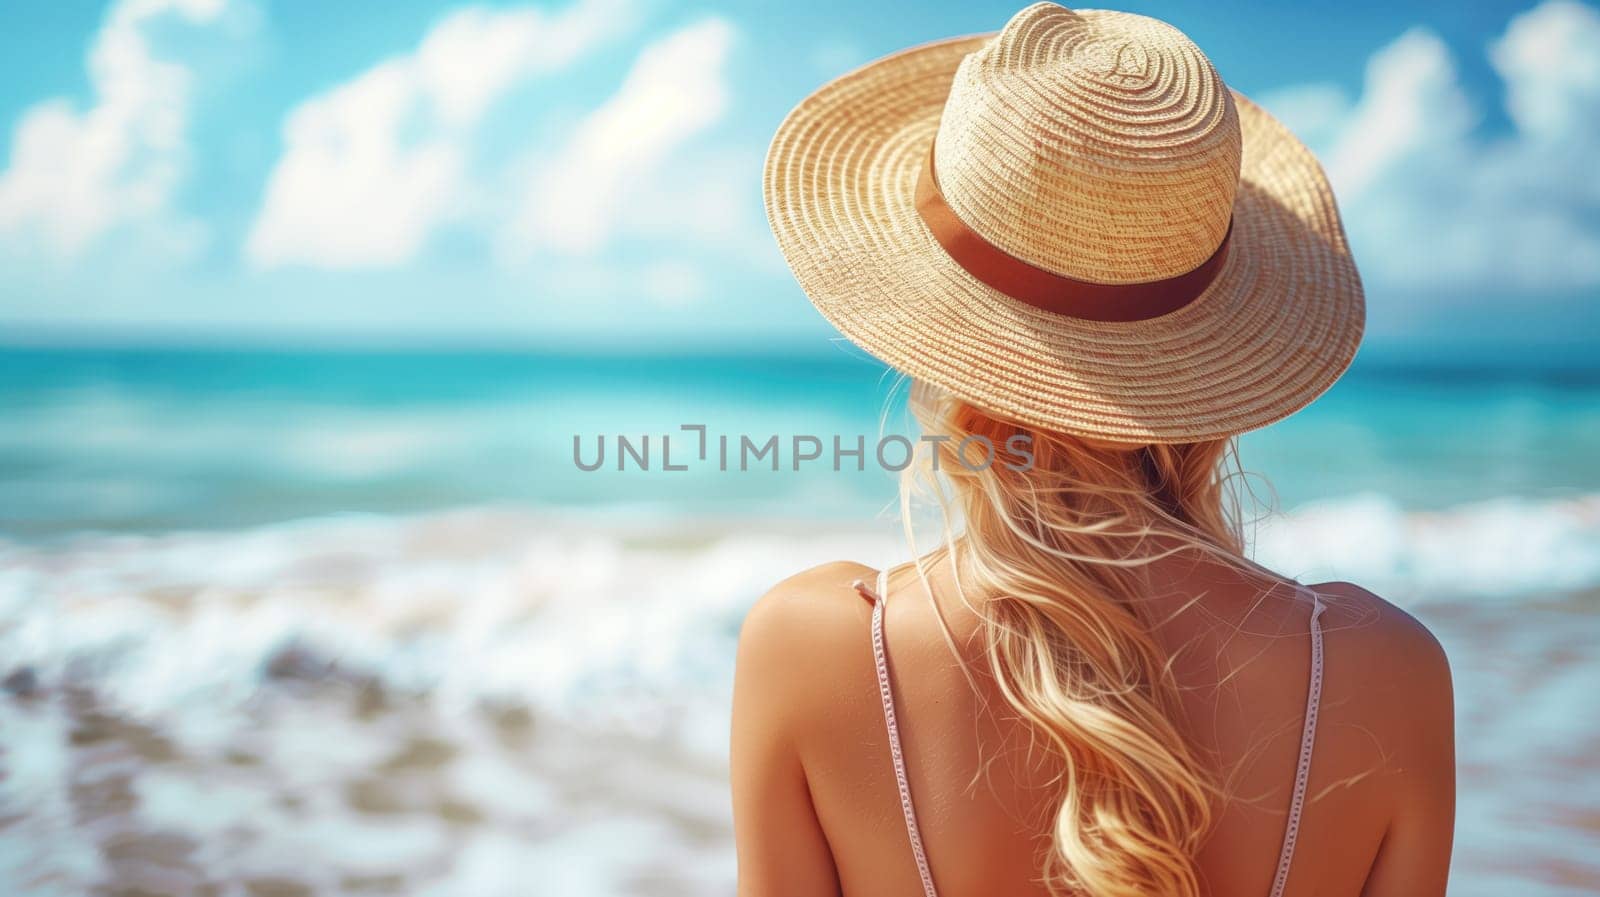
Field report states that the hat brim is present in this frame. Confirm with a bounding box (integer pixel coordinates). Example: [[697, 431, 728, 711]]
[[764, 34, 1364, 443]]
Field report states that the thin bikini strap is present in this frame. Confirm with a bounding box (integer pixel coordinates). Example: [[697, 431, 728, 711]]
[[854, 571, 939, 897], [1266, 590, 1327, 897], [852, 577, 1322, 897]]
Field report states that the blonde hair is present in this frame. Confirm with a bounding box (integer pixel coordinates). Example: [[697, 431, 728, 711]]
[[902, 379, 1249, 897]]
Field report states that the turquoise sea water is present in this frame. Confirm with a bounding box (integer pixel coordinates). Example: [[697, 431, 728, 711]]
[[2, 346, 1597, 536], [1, 345, 1598, 896]]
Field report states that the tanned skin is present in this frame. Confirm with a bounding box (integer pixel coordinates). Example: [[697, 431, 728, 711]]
[[731, 552, 1454, 897]]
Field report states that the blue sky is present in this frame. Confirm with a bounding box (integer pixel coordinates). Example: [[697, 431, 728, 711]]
[[0, 0, 1596, 358]]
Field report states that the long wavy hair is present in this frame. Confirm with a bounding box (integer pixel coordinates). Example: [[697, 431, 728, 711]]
[[901, 379, 1252, 897]]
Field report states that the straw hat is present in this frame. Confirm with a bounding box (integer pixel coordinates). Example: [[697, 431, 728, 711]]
[[765, 2, 1364, 443]]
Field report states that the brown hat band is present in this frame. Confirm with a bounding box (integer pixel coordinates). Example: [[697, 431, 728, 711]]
[[914, 146, 1233, 323]]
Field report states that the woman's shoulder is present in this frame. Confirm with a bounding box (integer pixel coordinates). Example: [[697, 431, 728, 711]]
[[739, 561, 880, 666], [1306, 580, 1455, 771], [733, 562, 885, 752], [1310, 580, 1451, 685], [1304, 580, 1455, 859]]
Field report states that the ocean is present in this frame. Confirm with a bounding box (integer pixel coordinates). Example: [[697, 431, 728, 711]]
[[1, 346, 1597, 895]]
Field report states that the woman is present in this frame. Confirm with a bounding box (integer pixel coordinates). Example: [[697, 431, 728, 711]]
[[732, 4, 1455, 897]]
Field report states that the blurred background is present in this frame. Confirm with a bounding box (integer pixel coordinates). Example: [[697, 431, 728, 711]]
[[1, 0, 1597, 895]]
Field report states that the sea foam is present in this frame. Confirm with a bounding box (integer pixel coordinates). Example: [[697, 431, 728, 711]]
[[0, 494, 1596, 895], [1, 493, 1596, 739]]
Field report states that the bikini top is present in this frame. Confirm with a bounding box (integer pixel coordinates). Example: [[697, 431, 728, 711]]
[[852, 570, 1327, 897]]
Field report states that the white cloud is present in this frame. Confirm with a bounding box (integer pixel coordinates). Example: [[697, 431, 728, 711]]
[[1493, 0, 1600, 143], [502, 19, 736, 257], [0, 0, 235, 259], [245, 0, 631, 269], [1321, 29, 1475, 197], [245, 8, 751, 309], [1260, 0, 1600, 291]]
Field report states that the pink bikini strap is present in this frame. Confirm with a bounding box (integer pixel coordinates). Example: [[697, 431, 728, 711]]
[[853, 572, 939, 897], [1267, 591, 1327, 897], [849, 576, 1322, 897]]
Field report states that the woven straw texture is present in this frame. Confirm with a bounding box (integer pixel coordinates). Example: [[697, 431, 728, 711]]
[[764, 3, 1364, 443]]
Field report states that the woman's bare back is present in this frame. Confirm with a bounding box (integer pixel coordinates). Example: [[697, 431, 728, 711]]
[[731, 554, 1454, 897]]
